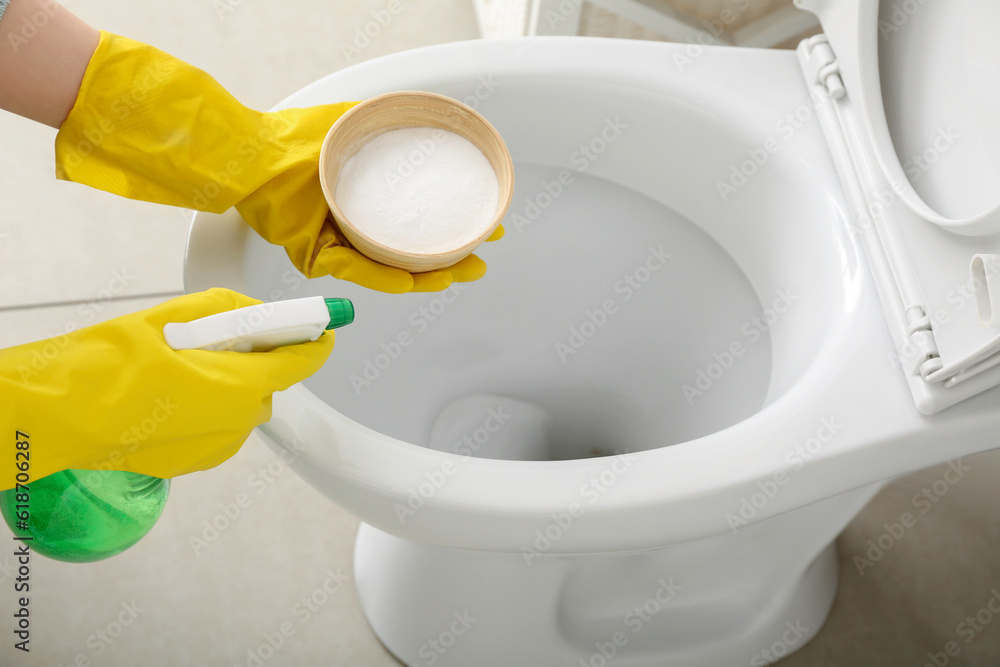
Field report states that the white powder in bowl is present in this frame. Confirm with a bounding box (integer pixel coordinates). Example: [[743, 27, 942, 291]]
[[334, 127, 500, 255]]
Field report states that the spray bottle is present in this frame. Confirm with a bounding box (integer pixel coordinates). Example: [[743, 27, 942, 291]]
[[0, 296, 353, 562]]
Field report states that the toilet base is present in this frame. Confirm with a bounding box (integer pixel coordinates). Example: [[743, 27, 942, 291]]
[[353, 522, 841, 667]]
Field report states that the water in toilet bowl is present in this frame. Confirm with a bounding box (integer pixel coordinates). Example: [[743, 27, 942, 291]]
[[429, 394, 551, 460], [426, 391, 660, 461], [245, 163, 775, 460]]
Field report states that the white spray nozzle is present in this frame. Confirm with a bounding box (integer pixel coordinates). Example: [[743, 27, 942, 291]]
[[163, 296, 352, 352]]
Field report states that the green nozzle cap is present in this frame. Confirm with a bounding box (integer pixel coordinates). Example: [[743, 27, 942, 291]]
[[324, 298, 354, 330]]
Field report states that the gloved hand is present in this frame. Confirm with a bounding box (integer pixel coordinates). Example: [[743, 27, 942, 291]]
[[54, 31, 503, 294], [0, 288, 333, 491]]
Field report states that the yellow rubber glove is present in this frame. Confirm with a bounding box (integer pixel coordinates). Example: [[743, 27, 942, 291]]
[[0, 288, 334, 492], [54, 31, 503, 294]]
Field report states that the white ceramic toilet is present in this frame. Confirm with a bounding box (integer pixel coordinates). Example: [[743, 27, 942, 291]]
[[184, 0, 1000, 664]]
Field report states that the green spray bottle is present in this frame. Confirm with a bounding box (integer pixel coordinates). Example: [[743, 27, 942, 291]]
[[0, 296, 354, 562]]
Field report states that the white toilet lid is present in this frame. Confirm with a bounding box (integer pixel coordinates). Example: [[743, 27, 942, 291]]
[[797, 0, 1000, 413], [802, 0, 1000, 236]]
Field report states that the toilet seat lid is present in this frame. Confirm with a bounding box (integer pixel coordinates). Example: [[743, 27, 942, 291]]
[[798, 0, 1000, 413], [800, 0, 1000, 236]]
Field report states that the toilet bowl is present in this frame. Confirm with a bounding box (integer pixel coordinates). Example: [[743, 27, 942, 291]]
[[184, 1, 1000, 664]]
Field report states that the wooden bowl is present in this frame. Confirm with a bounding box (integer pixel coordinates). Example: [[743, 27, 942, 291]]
[[318, 91, 514, 273]]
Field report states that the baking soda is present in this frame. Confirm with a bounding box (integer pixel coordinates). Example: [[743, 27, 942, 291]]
[[335, 127, 500, 254]]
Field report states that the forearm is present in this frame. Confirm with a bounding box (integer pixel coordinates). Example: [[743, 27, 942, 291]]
[[0, 0, 99, 128]]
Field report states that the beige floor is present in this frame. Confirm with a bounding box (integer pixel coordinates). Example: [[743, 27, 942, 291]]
[[0, 1, 998, 665]]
